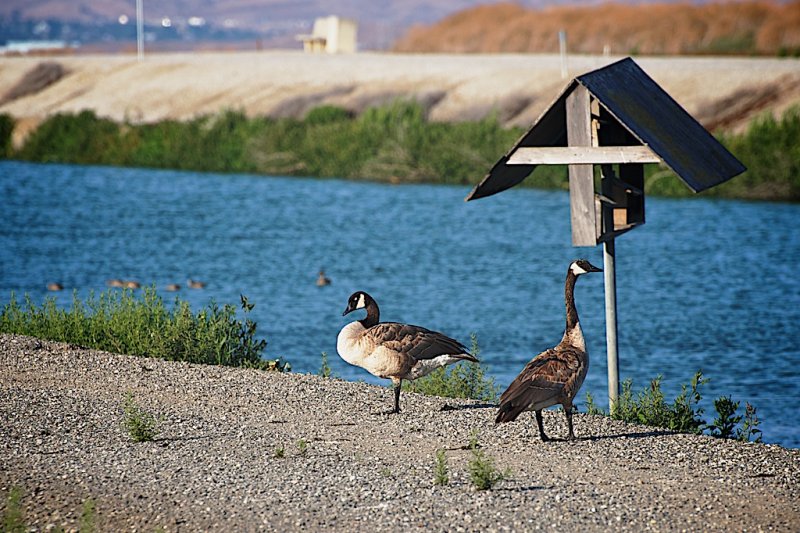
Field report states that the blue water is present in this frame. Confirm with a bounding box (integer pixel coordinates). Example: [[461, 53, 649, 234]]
[[2, 161, 799, 447]]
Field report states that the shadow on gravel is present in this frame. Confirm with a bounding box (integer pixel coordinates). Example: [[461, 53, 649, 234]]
[[439, 403, 497, 412], [583, 430, 676, 441]]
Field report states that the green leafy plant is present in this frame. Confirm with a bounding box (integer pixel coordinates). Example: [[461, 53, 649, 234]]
[[405, 333, 498, 402], [319, 351, 332, 378], [737, 402, 763, 443], [587, 371, 761, 442], [274, 445, 285, 459], [434, 449, 449, 486], [2, 487, 25, 533], [467, 437, 508, 491], [79, 498, 96, 533], [122, 392, 160, 442], [0, 290, 288, 371], [296, 439, 308, 457]]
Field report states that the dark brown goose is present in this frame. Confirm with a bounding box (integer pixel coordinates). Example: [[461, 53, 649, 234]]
[[337, 291, 478, 413], [495, 259, 602, 441]]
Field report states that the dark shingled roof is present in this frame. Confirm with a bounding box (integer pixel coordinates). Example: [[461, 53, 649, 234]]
[[466, 57, 746, 201]]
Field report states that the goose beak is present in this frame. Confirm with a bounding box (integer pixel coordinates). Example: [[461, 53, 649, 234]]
[[589, 264, 603, 273], [342, 305, 353, 316]]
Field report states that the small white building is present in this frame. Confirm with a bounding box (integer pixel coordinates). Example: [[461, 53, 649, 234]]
[[296, 16, 357, 54]]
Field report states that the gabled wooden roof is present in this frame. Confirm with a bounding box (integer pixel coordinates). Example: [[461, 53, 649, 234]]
[[466, 57, 746, 201]]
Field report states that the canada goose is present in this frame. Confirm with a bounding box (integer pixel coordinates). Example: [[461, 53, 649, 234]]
[[338, 291, 478, 413], [46, 282, 63, 291], [124, 280, 141, 289], [106, 279, 125, 288], [495, 259, 602, 441], [187, 279, 205, 289], [165, 283, 181, 292], [316, 270, 331, 287]]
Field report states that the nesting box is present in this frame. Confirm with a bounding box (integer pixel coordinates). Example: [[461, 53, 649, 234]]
[[466, 57, 746, 246]]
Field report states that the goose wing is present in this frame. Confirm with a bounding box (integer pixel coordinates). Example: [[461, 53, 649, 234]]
[[367, 322, 474, 361], [496, 347, 584, 423]]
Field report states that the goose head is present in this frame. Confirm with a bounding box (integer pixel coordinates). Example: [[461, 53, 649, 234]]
[[343, 291, 373, 316], [570, 259, 603, 276]]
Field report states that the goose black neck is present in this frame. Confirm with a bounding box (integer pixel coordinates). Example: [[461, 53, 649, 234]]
[[359, 301, 380, 329], [565, 270, 580, 331]]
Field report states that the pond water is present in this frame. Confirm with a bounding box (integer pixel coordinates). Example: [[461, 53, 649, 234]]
[[2, 161, 799, 447]]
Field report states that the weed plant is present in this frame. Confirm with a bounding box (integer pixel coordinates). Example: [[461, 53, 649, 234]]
[[297, 439, 308, 457], [0, 290, 288, 370], [467, 436, 508, 491], [434, 449, 449, 486], [122, 392, 160, 442], [405, 333, 498, 402], [2, 487, 24, 533], [319, 351, 332, 378], [584, 371, 762, 441]]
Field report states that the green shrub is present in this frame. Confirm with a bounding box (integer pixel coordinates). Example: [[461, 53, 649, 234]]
[[0, 290, 288, 370], [585, 371, 762, 441], [122, 392, 160, 442], [467, 436, 508, 491], [2, 487, 25, 533], [434, 449, 449, 486], [0, 113, 14, 158], [404, 333, 498, 402]]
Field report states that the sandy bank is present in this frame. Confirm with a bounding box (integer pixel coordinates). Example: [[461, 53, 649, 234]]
[[1, 334, 798, 531], [1, 52, 799, 146]]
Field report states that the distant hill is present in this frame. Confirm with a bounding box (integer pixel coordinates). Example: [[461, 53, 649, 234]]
[[393, 1, 800, 56], [0, 0, 554, 51]]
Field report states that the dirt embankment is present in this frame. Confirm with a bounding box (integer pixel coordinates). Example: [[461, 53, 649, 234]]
[[1, 52, 799, 149]]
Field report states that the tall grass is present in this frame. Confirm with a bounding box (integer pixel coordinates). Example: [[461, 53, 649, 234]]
[[3, 103, 799, 201], [0, 289, 288, 370]]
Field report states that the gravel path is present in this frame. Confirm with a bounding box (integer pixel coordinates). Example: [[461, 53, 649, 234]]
[[2, 333, 798, 532]]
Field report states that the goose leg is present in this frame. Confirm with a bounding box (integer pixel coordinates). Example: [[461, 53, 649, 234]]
[[392, 379, 402, 414], [564, 405, 576, 441], [535, 410, 550, 442]]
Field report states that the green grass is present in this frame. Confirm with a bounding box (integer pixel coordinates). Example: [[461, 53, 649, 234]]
[[122, 392, 161, 442], [0, 289, 289, 371], [584, 371, 762, 441], [404, 333, 499, 402], [4, 102, 798, 201]]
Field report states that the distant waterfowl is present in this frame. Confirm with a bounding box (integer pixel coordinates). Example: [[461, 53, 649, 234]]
[[106, 279, 125, 288], [316, 270, 331, 287], [337, 291, 478, 413], [187, 279, 205, 289], [495, 259, 602, 441], [165, 283, 181, 292], [124, 280, 141, 289], [46, 282, 63, 291]]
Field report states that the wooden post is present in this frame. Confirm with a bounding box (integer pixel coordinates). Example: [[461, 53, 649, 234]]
[[566, 85, 595, 247]]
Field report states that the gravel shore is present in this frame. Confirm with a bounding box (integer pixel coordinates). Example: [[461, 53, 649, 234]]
[[1, 333, 798, 532]]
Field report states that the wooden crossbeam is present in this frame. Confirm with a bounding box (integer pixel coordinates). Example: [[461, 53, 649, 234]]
[[507, 146, 661, 165]]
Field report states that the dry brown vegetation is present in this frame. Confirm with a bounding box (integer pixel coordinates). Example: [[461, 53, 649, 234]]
[[393, 1, 800, 56]]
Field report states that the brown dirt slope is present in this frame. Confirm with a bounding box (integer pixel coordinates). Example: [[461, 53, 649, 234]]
[[394, 1, 800, 56]]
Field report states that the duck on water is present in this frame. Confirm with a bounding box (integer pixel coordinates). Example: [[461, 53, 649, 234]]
[[496, 259, 602, 441], [337, 291, 478, 414]]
